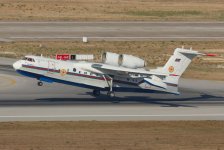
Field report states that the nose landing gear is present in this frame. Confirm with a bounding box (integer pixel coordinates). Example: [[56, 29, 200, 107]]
[[37, 81, 43, 86]]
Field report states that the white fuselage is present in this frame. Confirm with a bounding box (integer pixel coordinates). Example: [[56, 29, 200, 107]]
[[13, 56, 158, 92]]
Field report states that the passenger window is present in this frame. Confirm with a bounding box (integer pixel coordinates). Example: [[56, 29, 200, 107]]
[[73, 68, 76, 72], [84, 72, 87, 75]]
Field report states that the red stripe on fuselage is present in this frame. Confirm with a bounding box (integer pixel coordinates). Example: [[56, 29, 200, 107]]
[[169, 74, 179, 76]]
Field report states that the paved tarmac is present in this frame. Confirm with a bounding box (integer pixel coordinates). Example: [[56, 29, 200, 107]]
[[1, 22, 224, 41], [0, 58, 224, 121]]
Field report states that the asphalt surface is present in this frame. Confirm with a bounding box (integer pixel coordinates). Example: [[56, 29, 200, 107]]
[[0, 57, 224, 121], [1, 22, 224, 41]]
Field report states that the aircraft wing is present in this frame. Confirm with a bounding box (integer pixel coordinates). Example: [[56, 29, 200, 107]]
[[91, 63, 167, 77]]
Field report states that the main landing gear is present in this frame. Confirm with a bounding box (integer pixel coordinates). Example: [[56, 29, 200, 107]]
[[92, 75, 117, 99], [37, 81, 43, 86], [92, 89, 116, 98], [103, 75, 116, 98]]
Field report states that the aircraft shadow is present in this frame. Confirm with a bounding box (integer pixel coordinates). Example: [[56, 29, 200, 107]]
[[0, 93, 223, 108]]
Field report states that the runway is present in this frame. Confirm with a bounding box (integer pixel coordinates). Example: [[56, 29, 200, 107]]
[[1, 22, 224, 41], [0, 57, 224, 121]]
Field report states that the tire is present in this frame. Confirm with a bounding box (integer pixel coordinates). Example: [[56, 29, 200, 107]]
[[37, 81, 43, 86], [107, 91, 115, 98]]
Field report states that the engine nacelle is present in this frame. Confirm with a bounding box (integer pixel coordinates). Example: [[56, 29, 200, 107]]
[[118, 54, 146, 69], [102, 52, 120, 66]]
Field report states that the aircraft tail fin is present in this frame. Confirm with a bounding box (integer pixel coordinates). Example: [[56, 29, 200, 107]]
[[162, 48, 203, 85], [159, 47, 216, 94], [149, 47, 216, 94]]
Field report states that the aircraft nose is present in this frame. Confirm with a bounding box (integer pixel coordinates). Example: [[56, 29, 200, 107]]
[[13, 61, 22, 70]]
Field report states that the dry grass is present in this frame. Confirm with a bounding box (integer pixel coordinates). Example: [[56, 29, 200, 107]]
[[1, 41, 224, 80], [0, 0, 224, 21], [0, 121, 223, 150]]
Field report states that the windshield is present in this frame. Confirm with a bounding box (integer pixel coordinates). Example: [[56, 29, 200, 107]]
[[22, 57, 35, 62]]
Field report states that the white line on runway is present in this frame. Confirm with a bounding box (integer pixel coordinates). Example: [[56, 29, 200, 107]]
[[0, 114, 224, 118], [10, 36, 224, 39]]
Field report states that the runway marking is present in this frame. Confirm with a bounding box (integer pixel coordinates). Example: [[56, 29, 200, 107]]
[[0, 114, 224, 118], [10, 36, 224, 39]]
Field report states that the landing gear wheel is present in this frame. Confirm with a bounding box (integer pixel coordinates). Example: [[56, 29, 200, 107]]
[[107, 91, 115, 98], [107, 91, 119, 103], [93, 89, 101, 97], [37, 81, 43, 86]]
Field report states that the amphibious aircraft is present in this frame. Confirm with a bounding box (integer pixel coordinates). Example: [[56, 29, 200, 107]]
[[13, 47, 215, 97]]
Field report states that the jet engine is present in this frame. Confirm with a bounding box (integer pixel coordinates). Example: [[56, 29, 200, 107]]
[[102, 52, 120, 66], [118, 54, 146, 69]]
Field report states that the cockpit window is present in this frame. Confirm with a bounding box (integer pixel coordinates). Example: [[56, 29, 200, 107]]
[[22, 57, 35, 62]]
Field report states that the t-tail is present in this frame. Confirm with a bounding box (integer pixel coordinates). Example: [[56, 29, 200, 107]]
[[153, 47, 216, 94]]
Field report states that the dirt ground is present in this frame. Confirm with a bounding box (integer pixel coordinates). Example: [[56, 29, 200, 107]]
[[1, 41, 224, 80], [0, 121, 223, 150], [0, 0, 224, 21]]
